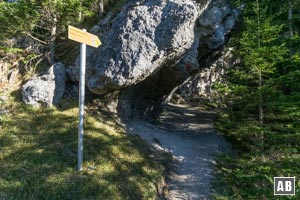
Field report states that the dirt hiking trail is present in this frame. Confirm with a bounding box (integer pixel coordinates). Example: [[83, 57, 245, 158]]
[[125, 103, 231, 200]]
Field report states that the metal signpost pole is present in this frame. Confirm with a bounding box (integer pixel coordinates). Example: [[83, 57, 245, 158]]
[[68, 25, 100, 171], [78, 29, 87, 171]]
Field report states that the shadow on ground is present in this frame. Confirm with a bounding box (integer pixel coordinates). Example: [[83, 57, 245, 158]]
[[0, 101, 163, 200], [123, 103, 232, 200]]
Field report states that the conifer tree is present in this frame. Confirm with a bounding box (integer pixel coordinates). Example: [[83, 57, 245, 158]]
[[0, 0, 98, 64], [222, 0, 288, 149]]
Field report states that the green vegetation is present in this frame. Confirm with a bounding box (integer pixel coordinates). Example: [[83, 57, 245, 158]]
[[0, 92, 168, 199], [0, 0, 126, 68], [212, 0, 300, 199], [1, 1, 171, 199], [2, 0, 300, 199]]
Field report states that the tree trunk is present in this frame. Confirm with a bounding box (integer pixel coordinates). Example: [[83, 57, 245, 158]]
[[79, 1, 82, 21], [256, 0, 264, 151], [289, 0, 293, 39], [50, 1, 57, 65], [50, 20, 57, 65], [283, 0, 293, 95], [258, 69, 263, 126], [256, 0, 263, 126], [99, 0, 104, 19]]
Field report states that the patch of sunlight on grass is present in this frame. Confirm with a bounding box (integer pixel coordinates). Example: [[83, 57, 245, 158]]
[[0, 92, 166, 199]]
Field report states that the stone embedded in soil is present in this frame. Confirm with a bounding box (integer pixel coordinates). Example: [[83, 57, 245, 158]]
[[22, 63, 66, 107]]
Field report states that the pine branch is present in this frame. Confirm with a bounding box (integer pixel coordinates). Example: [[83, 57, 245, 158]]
[[23, 32, 48, 45]]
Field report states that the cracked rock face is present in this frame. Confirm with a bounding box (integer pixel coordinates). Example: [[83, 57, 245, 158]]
[[198, 0, 239, 57], [87, 0, 204, 94], [22, 63, 66, 107], [172, 47, 235, 104]]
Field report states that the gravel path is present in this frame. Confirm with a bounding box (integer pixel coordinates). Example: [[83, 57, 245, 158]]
[[124, 103, 231, 200]]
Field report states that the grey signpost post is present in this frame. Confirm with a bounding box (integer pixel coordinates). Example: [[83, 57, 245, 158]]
[[68, 25, 101, 171], [78, 29, 86, 171]]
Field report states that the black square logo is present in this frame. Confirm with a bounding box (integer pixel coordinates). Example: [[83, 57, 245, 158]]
[[274, 177, 295, 195]]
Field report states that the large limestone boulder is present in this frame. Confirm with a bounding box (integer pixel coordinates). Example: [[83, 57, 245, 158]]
[[86, 0, 238, 96], [81, 0, 239, 118], [87, 0, 206, 94], [22, 63, 66, 107]]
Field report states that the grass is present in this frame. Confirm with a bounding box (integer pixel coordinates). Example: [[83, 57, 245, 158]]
[[0, 91, 167, 200]]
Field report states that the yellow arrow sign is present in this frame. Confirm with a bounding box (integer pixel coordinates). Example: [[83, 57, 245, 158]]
[[68, 25, 101, 48]]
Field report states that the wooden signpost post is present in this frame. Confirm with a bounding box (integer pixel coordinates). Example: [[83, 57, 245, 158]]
[[68, 25, 101, 170]]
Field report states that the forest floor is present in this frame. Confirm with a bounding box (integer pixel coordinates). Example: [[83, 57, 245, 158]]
[[124, 103, 232, 200]]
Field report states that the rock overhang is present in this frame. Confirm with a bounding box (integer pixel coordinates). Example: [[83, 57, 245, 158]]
[[86, 0, 200, 94]]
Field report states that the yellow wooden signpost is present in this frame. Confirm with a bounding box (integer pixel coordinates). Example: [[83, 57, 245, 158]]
[[68, 25, 101, 171], [68, 25, 101, 47]]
